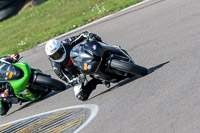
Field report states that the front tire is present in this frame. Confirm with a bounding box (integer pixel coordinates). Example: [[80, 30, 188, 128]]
[[110, 59, 148, 76], [34, 73, 66, 91]]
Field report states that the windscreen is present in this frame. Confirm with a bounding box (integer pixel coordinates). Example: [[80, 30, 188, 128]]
[[0, 62, 20, 81]]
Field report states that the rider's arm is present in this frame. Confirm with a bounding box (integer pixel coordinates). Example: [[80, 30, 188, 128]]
[[61, 31, 102, 47], [50, 59, 80, 86], [0, 54, 20, 63]]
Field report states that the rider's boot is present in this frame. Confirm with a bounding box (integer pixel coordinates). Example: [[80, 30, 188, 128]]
[[75, 79, 102, 101], [0, 100, 12, 116]]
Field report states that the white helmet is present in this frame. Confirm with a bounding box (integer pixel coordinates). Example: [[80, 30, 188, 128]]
[[45, 39, 66, 62]]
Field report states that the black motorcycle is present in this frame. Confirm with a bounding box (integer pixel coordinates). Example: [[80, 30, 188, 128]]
[[70, 40, 148, 85]]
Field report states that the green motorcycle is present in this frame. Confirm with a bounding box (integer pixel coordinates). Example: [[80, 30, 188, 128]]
[[0, 60, 66, 115]]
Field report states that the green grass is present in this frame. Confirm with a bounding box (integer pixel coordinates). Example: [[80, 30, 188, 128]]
[[0, 0, 143, 56]]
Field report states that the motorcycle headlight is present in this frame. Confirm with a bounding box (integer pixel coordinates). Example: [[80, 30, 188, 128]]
[[70, 44, 94, 64]]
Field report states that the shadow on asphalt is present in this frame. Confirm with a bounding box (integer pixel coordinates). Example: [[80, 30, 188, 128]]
[[7, 61, 170, 115], [148, 61, 170, 74], [7, 85, 71, 116], [89, 61, 170, 100]]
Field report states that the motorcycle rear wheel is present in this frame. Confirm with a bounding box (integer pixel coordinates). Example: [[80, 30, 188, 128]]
[[34, 73, 66, 91], [110, 59, 148, 76]]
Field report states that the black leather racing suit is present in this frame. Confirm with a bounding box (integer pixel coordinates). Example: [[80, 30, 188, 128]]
[[48, 31, 102, 97]]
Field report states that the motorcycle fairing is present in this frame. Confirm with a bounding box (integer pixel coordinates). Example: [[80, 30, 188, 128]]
[[70, 41, 133, 82]]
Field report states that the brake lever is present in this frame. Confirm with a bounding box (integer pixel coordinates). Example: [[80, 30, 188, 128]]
[[18, 56, 23, 61]]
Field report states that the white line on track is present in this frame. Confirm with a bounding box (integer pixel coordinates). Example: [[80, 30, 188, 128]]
[[0, 104, 99, 133], [38, 0, 150, 47]]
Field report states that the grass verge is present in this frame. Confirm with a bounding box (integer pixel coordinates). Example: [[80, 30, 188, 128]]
[[0, 0, 143, 56]]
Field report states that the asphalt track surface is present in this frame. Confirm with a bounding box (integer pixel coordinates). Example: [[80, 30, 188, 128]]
[[1, 0, 200, 132]]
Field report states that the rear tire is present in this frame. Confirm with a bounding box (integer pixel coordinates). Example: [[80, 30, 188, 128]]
[[32, 0, 47, 6], [34, 73, 66, 91], [110, 59, 148, 76], [0, 0, 26, 21], [0, 100, 11, 116]]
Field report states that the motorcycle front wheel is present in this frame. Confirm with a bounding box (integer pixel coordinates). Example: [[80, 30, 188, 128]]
[[110, 59, 148, 76], [34, 73, 66, 91]]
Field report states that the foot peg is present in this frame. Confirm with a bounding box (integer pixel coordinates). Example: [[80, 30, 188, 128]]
[[102, 81, 110, 88]]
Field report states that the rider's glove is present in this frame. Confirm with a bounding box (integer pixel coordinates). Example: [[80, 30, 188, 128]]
[[10, 53, 20, 63], [0, 89, 9, 98], [88, 32, 102, 42], [70, 78, 79, 86], [70, 74, 85, 86]]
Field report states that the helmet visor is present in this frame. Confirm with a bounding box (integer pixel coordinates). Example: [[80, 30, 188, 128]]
[[49, 45, 65, 60]]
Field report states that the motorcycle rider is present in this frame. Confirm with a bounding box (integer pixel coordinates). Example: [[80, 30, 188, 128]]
[[45, 31, 107, 101], [0, 53, 20, 116]]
